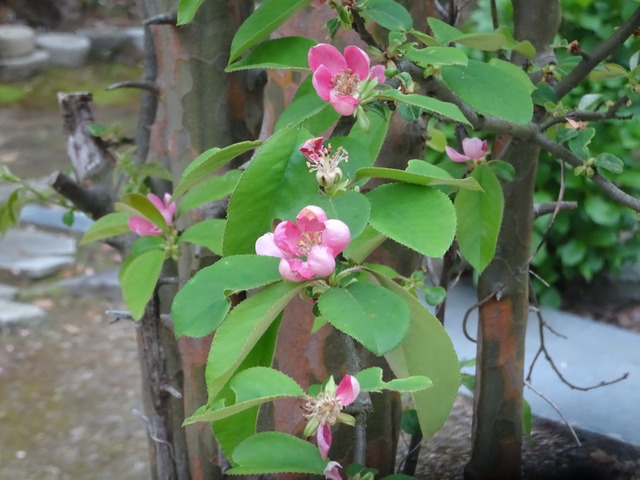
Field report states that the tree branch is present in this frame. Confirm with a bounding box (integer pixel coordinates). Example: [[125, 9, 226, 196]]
[[533, 201, 578, 217], [554, 5, 640, 100]]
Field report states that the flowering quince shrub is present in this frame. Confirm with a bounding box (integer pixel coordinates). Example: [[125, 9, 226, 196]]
[[78, 0, 576, 476]]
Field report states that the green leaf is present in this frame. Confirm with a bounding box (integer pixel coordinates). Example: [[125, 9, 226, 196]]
[[454, 165, 504, 273], [224, 128, 317, 256], [226, 37, 317, 72], [173, 141, 262, 199], [119, 240, 165, 320], [427, 17, 463, 44], [177, 0, 205, 25], [360, 0, 413, 31], [488, 58, 536, 93], [409, 29, 440, 46], [400, 408, 421, 435], [421, 285, 446, 306], [456, 33, 505, 51], [488, 159, 516, 182], [227, 432, 326, 475], [206, 281, 305, 400], [184, 367, 304, 424], [377, 89, 470, 125], [342, 225, 387, 263], [355, 166, 482, 190], [589, 63, 628, 81], [441, 60, 534, 125], [177, 169, 242, 216], [403, 45, 468, 68], [523, 398, 532, 436], [117, 193, 168, 231], [137, 162, 173, 181], [584, 196, 621, 227], [275, 76, 340, 134], [406, 159, 453, 178], [374, 274, 459, 438], [593, 153, 624, 174], [355, 366, 431, 393], [531, 83, 557, 107], [79, 212, 131, 245], [318, 282, 410, 355], [178, 219, 225, 254], [367, 183, 457, 257], [229, 0, 312, 64], [172, 255, 282, 338], [316, 191, 371, 239]]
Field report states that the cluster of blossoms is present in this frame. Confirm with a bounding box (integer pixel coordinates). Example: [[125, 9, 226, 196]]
[[128, 193, 176, 237], [309, 43, 385, 116], [303, 375, 360, 461], [445, 137, 488, 164], [300, 136, 348, 191], [255, 206, 350, 282]]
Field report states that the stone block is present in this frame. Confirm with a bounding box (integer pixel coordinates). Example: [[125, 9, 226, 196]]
[[0, 25, 35, 58], [36, 33, 90, 68]]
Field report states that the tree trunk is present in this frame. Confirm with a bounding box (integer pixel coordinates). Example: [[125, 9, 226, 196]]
[[464, 2, 560, 478]]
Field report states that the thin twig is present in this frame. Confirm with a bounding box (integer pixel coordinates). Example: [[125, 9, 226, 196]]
[[350, 9, 383, 51], [533, 201, 578, 217], [143, 12, 177, 26], [524, 381, 582, 447], [106, 81, 158, 93], [554, 5, 640, 100], [539, 95, 632, 131]]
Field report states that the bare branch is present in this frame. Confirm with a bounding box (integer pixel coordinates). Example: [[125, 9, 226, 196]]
[[50, 171, 113, 219], [554, 5, 640, 100], [350, 9, 383, 51], [534, 201, 578, 217], [540, 95, 632, 131], [143, 12, 177, 26], [106, 81, 158, 93]]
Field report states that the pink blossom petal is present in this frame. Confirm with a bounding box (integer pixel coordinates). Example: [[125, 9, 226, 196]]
[[309, 43, 346, 74], [255, 232, 287, 258], [324, 461, 342, 480], [322, 219, 350, 254], [369, 64, 386, 83], [279, 258, 312, 282], [344, 45, 370, 80], [296, 205, 327, 232], [317, 424, 332, 459], [307, 245, 336, 277], [462, 137, 487, 160], [147, 193, 164, 211], [274, 221, 302, 256], [445, 146, 470, 163], [300, 137, 324, 161], [329, 91, 360, 116], [312, 66, 334, 101], [128, 216, 162, 236], [335, 375, 360, 406]]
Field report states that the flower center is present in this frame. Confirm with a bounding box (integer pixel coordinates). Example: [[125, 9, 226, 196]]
[[303, 393, 343, 426], [333, 70, 360, 97], [297, 230, 323, 256]]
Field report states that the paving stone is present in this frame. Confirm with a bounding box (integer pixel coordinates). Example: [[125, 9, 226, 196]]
[[36, 33, 90, 68], [0, 228, 76, 279], [0, 25, 35, 58], [20, 204, 94, 234], [0, 283, 18, 300], [56, 267, 121, 300], [76, 26, 131, 61], [0, 299, 45, 330], [0, 49, 49, 81]]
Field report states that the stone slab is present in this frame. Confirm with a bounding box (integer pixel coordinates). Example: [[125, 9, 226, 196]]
[[0, 49, 49, 81], [3, 256, 75, 280], [0, 283, 18, 300], [441, 282, 640, 447], [56, 267, 121, 300], [0, 299, 45, 329], [20, 204, 94, 234], [0, 25, 35, 58], [36, 33, 90, 68]]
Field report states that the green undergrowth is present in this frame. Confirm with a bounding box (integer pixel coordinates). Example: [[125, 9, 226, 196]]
[[0, 62, 143, 109]]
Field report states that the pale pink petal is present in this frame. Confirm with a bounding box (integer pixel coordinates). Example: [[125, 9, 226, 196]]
[[147, 193, 164, 211], [309, 43, 346, 74], [317, 424, 332, 459], [344, 45, 370, 80], [300, 137, 324, 161], [312, 66, 334, 101], [307, 245, 336, 277], [279, 258, 311, 282], [255, 232, 287, 258], [369, 64, 386, 83], [296, 205, 327, 232], [335, 375, 360, 406], [128, 216, 161, 236], [445, 146, 470, 163], [274, 221, 302, 256], [329, 91, 360, 116], [324, 461, 342, 480], [461, 137, 487, 160], [322, 219, 350, 254]]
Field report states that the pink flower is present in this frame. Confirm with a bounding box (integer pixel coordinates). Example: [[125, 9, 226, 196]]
[[300, 137, 348, 189], [303, 375, 360, 459], [308, 44, 386, 116], [324, 461, 343, 480], [255, 206, 350, 282], [128, 193, 176, 236], [445, 137, 488, 163]]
